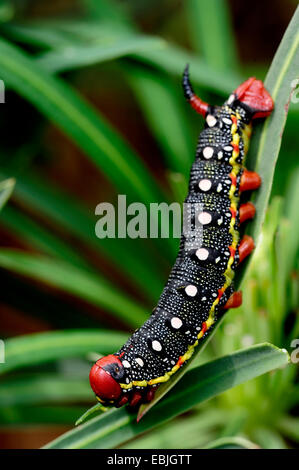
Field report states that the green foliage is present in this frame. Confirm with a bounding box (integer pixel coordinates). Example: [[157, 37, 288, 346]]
[[0, 0, 297, 451]]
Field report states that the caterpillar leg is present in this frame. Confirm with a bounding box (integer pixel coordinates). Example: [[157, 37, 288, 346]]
[[224, 291, 242, 309], [240, 170, 261, 192], [238, 235, 255, 263], [239, 202, 256, 224], [182, 65, 209, 117]]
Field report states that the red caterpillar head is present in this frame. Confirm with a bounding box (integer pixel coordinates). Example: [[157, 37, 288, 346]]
[[89, 354, 124, 404], [233, 77, 274, 119]]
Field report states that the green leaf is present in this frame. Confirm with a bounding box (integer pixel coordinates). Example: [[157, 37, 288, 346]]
[[0, 249, 148, 327], [277, 416, 299, 442], [2, 172, 166, 300], [0, 405, 87, 425], [132, 45, 243, 95], [186, 0, 239, 72], [36, 35, 166, 73], [0, 36, 165, 205], [0, 374, 93, 406], [44, 343, 289, 449], [204, 436, 259, 449], [125, 65, 194, 176], [0, 177, 15, 210], [75, 403, 107, 426], [0, 329, 128, 375], [1, 205, 92, 270], [247, 6, 299, 246], [121, 409, 228, 449], [252, 427, 287, 449], [8, 20, 242, 95]]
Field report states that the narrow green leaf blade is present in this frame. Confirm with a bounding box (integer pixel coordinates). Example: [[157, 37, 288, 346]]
[[0, 249, 148, 327], [0, 329, 127, 375], [0, 178, 15, 210], [247, 6, 299, 245], [44, 343, 289, 449], [186, 0, 239, 72], [125, 65, 194, 175], [204, 436, 259, 449], [37, 35, 166, 73], [0, 37, 165, 204], [0, 375, 93, 406]]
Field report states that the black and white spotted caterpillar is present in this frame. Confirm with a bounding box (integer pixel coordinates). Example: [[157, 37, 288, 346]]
[[89, 67, 274, 409]]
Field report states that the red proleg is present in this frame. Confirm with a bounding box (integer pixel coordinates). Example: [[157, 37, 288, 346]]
[[224, 291, 243, 310], [240, 170, 261, 192], [239, 235, 255, 263], [239, 202, 256, 224]]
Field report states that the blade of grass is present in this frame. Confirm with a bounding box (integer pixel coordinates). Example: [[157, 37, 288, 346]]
[[124, 65, 194, 176], [246, 6, 299, 246], [7, 20, 242, 95], [0, 249, 148, 328], [0, 177, 15, 210], [36, 35, 166, 73], [1, 205, 92, 270], [0, 374, 93, 406], [186, 0, 239, 72], [204, 436, 259, 449], [0, 36, 166, 205], [44, 343, 289, 449], [0, 172, 166, 300], [0, 405, 87, 425], [0, 329, 127, 375]]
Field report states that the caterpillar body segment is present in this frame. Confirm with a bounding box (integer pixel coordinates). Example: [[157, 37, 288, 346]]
[[89, 68, 274, 409]]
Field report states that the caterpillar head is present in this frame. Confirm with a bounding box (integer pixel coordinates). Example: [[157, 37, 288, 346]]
[[89, 354, 124, 405], [232, 77, 274, 119]]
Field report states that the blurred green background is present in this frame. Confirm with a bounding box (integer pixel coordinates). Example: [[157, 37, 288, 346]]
[[0, 0, 298, 449]]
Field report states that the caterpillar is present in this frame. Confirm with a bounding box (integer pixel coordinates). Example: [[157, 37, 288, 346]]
[[89, 67, 274, 409]]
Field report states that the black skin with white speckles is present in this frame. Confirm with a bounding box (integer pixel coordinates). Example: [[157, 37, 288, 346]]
[[114, 97, 253, 392]]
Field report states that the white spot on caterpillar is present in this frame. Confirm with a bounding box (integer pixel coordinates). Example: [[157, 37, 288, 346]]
[[217, 216, 223, 225], [227, 94, 235, 105], [224, 251, 230, 256], [224, 145, 233, 152], [198, 211, 212, 225], [171, 317, 183, 329], [126, 378, 130, 383], [185, 330, 190, 335], [122, 360, 131, 368], [217, 183, 223, 192], [152, 340, 162, 352], [212, 293, 217, 298], [225, 179, 231, 184], [206, 114, 217, 127], [215, 257, 221, 264], [201, 296, 207, 301], [223, 117, 232, 125], [135, 357, 144, 367], [196, 248, 209, 260], [185, 285, 198, 297], [198, 178, 212, 191], [203, 147, 214, 159], [218, 151, 223, 159]]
